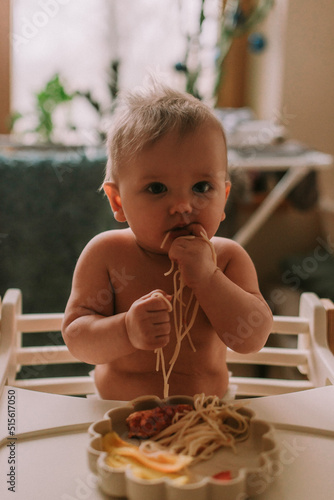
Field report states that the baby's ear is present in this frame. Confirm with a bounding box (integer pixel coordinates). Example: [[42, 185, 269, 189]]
[[221, 181, 231, 222], [225, 181, 231, 200], [103, 182, 127, 222]]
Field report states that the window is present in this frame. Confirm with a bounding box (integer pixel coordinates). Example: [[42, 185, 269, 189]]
[[11, 0, 221, 144]]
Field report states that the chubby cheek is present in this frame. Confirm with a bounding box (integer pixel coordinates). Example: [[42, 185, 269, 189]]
[[129, 213, 164, 245], [200, 203, 227, 235]]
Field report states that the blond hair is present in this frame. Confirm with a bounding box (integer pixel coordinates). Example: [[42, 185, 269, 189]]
[[104, 81, 226, 183]]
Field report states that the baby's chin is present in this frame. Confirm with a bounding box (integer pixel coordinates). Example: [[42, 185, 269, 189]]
[[133, 237, 170, 256]]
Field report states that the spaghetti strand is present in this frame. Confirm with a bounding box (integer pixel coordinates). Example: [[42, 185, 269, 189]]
[[157, 232, 217, 398], [140, 394, 251, 464]]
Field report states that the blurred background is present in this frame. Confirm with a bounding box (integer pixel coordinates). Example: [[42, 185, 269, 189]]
[[1, 0, 334, 319]]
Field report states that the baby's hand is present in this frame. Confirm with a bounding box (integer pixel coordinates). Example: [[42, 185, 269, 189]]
[[125, 290, 172, 350], [168, 225, 217, 289]]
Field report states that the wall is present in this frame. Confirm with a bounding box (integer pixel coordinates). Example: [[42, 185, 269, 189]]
[[242, 0, 334, 307], [281, 0, 334, 246], [246, 0, 334, 246]]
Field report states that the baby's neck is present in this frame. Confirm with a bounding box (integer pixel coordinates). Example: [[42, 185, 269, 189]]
[[134, 238, 171, 265]]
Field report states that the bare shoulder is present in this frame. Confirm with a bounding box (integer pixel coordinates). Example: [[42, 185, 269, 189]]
[[79, 228, 133, 261], [211, 236, 249, 267], [84, 227, 133, 249], [64, 228, 134, 318], [71, 228, 134, 290], [212, 236, 260, 292]]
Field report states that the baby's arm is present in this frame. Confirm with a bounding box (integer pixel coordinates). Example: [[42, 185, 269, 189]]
[[62, 233, 171, 365], [169, 228, 273, 354]]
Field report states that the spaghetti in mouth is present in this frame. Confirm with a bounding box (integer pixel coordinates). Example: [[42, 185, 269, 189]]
[[160, 223, 200, 249]]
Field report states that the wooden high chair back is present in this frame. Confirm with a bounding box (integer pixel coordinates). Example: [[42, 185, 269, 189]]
[[0, 288, 333, 397]]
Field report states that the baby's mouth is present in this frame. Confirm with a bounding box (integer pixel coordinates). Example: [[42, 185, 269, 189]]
[[169, 224, 196, 238], [160, 223, 200, 248], [160, 223, 199, 249], [173, 225, 189, 231]]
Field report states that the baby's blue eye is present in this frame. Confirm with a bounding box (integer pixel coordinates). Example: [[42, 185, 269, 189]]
[[193, 181, 211, 193], [147, 182, 167, 194]]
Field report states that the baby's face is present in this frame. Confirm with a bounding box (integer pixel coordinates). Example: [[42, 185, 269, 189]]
[[116, 123, 230, 253]]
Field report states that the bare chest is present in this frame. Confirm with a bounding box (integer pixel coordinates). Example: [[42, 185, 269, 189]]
[[107, 252, 214, 345], [108, 252, 174, 309]]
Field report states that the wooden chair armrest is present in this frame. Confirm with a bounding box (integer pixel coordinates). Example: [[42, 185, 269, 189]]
[[321, 298, 334, 355]]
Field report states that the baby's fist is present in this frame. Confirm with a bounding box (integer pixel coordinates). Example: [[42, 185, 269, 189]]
[[125, 290, 172, 350]]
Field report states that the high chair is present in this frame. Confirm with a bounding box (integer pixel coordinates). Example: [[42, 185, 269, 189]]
[[0, 288, 333, 398]]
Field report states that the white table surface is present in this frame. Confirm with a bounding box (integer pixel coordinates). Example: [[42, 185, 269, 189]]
[[1, 385, 334, 500]]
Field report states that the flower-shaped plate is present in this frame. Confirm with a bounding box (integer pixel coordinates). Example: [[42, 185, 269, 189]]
[[87, 395, 278, 500]]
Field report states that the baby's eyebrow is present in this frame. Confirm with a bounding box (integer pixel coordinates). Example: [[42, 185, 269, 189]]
[[140, 169, 226, 182], [141, 173, 163, 181], [196, 170, 225, 180], [197, 171, 216, 178]]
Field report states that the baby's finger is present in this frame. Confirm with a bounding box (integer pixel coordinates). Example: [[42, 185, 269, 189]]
[[150, 310, 171, 325], [145, 321, 171, 349], [153, 321, 171, 336], [152, 334, 170, 349], [149, 290, 173, 312]]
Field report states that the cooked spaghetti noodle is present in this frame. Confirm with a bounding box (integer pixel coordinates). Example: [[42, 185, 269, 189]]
[[154, 232, 217, 398], [140, 394, 250, 464]]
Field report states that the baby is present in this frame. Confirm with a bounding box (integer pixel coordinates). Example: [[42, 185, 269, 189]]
[[62, 82, 273, 400]]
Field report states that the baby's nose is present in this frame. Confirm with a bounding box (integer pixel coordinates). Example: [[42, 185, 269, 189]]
[[169, 196, 193, 216]]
